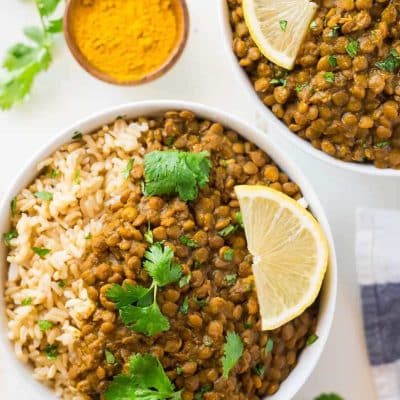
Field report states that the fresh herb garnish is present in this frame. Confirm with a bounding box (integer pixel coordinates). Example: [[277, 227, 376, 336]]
[[72, 131, 83, 140], [194, 384, 212, 400], [270, 78, 287, 86], [314, 394, 344, 400], [3, 230, 18, 245], [22, 297, 33, 306], [328, 55, 337, 68], [50, 169, 60, 178], [32, 247, 51, 258], [235, 211, 244, 228], [38, 320, 53, 332], [306, 333, 319, 345], [323, 72, 335, 83], [84, 233, 92, 240], [179, 235, 198, 248], [376, 49, 400, 72], [193, 297, 207, 308], [225, 273, 237, 285], [223, 249, 234, 261], [253, 363, 265, 376], [218, 224, 238, 237], [328, 26, 340, 37], [180, 297, 189, 314], [143, 150, 211, 201], [310, 20, 318, 30], [107, 243, 181, 336], [144, 224, 154, 244], [34, 191, 53, 201], [222, 332, 244, 378], [346, 38, 359, 58], [104, 354, 181, 400], [105, 349, 117, 365], [179, 274, 191, 288], [295, 83, 307, 93], [0, 0, 63, 110], [73, 170, 80, 184], [57, 280, 66, 288], [374, 141, 391, 149], [10, 197, 17, 217], [44, 344, 58, 360], [244, 322, 252, 329], [203, 336, 213, 347], [122, 159, 134, 180], [279, 20, 288, 32], [165, 136, 175, 146], [265, 338, 274, 354], [176, 366, 183, 375]]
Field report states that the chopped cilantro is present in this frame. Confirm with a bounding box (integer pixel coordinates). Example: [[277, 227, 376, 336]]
[[32, 247, 51, 258], [328, 26, 340, 37], [323, 72, 335, 83], [22, 297, 33, 306], [306, 333, 319, 345], [3, 230, 18, 245], [179, 273, 191, 288], [104, 354, 181, 400], [105, 349, 116, 365], [165, 136, 175, 146], [44, 344, 58, 360], [122, 159, 134, 180], [176, 366, 183, 375], [310, 20, 318, 30], [179, 297, 189, 314], [179, 235, 198, 248], [279, 19, 288, 32], [34, 191, 53, 201], [235, 211, 244, 228], [84, 232, 92, 240], [328, 55, 337, 68], [57, 280, 66, 288], [244, 322, 252, 329], [295, 83, 307, 93], [265, 338, 274, 354], [194, 384, 212, 400], [193, 297, 207, 308], [50, 169, 60, 178], [253, 363, 265, 376], [218, 224, 238, 237], [223, 249, 234, 261], [143, 150, 211, 201], [73, 170, 80, 184], [10, 197, 17, 216], [72, 131, 82, 140], [225, 273, 237, 285], [346, 38, 359, 58], [144, 223, 153, 244], [376, 49, 400, 72], [270, 78, 287, 86], [222, 332, 244, 378], [374, 141, 391, 149], [203, 336, 213, 347], [38, 320, 53, 331]]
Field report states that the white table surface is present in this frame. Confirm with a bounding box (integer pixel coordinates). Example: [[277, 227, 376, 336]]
[[1, 1, 399, 399]]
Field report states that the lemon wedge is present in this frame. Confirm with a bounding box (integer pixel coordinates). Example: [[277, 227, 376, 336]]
[[242, 0, 318, 70], [235, 185, 328, 330]]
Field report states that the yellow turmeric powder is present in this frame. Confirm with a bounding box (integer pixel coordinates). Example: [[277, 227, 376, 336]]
[[69, 0, 179, 83]]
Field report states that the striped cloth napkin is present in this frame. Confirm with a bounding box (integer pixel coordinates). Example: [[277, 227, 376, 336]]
[[356, 208, 400, 400]]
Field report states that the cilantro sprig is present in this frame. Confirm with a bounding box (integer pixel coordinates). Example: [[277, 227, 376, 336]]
[[105, 354, 181, 400], [222, 332, 244, 378], [0, 0, 63, 110], [107, 243, 182, 336], [143, 150, 211, 201], [376, 49, 400, 72]]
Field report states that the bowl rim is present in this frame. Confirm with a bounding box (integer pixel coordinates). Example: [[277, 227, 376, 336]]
[[63, 0, 190, 86], [0, 100, 337, 400], [217, 0, 400, 177]]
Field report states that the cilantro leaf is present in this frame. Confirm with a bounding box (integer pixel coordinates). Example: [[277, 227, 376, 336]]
[[44, 344, 58, 360], [180, 297, 189, 314], [10, 197, 17, 217], [194, 385, 212, 400], [323, 72, 335, 83], [225, 273, 237, 285], [34, 191, 53, 201], [105, 349, 117, 365], [314, 394, 344, 400], [32, 247, 51, 257], [46, 18, 63, 34], [106, 283, 150, 308], [143, 150, 211, 201], [22, 297, 33, 306], [24, 26, 46, 45], [38, 320, 53, 331], [105, 354, 181, 400], [270, 78, 287, 86], [144, 223, 154, 244], [376, 49, 400, 73], [279, 19, 288, 32], [265, 338, 274, 354], [328, 55, 337, 68], [179, 235, 198, 248], [222, 332, 243, 378], [223, 249, 234, 261], [218, 224, 238, 237], [120, 302, 170, 336], [235, 212, 243, 228], [179, 273, 191, 288], [346, 38, 359, 58], [36, 0, 62, 17], [122, 159, 134, 180], [307, 333, 319, 345], [295, 83, 307, 93], [144, 243, 182, 287], [3, 230, 18, 245]]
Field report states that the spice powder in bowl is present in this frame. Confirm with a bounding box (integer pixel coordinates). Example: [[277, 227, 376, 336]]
[[64, 0, 189, 85]]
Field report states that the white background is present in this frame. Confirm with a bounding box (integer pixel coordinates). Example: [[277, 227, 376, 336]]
[[1, 1, 399, 399]]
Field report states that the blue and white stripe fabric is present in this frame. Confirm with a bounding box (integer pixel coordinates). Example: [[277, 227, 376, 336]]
[[356, 208, 400, 400]]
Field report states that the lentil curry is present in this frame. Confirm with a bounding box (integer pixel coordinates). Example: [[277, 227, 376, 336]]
[[228, 0, 400, 169], [5, 111, 318, 399]]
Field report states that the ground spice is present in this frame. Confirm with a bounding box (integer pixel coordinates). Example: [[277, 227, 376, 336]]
[[70, 0, 179, 83]]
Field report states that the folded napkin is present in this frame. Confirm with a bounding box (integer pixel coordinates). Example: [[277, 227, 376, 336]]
[[356, 208, 400, 400]]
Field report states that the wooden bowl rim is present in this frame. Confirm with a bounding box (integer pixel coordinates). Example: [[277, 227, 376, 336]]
[[63, 0, 190, 86]]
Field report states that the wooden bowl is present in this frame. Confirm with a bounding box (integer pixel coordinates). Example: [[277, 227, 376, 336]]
[[63, 0, 189, 86]]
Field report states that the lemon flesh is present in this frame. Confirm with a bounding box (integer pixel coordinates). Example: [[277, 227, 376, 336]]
[[243, 0, 318, 70], [235, 185, 328, 330]]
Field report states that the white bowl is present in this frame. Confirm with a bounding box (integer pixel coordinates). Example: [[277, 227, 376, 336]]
[[0, 101, 337, 399], [217, 0, 400, 177]]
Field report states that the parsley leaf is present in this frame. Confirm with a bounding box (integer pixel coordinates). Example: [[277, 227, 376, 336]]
[[179, 235, 198, 248], [222, 332, 244, 378], [279, 20, 288, 32], [346, 38, 359, 58], [32, 247, 51, 258], [122, 159, 134, 180], [314, 394, 344, 400], [38, 320, 53, 331], [144, 243, 182, 287], [3, 230, 18, 245], [34, 191, 53, 201], [44, 344, 58, 360], [307, 333, 319, 345], [104, 354, 181, 400], [376, 49, 400, 73], [143, 150, 211, 201]]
